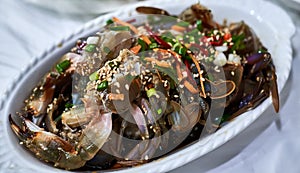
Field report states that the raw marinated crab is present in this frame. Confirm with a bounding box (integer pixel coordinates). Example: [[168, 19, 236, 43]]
[[9, 3, 279, 171]]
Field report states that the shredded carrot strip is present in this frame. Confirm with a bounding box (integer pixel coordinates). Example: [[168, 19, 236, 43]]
[[209, 80, 236, 99], [109, 93, 125, 101], [154, 48, 182, 62], [112, 17, 139, 34], [189, 53, 206, 98], [153, 48, 168, 54], [130, 45, 141, 55], [141, 35, 152, 45], [171, 25, 186, 32], [144, 57, 171, 68]]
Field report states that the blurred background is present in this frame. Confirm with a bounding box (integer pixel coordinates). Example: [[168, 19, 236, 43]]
[[0, 0, 300, 172]]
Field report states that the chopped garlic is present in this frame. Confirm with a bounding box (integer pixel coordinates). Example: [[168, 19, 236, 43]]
[[213, 51, 227, 66], [87, 36, 100, 45], [228, 53, 241, 64]]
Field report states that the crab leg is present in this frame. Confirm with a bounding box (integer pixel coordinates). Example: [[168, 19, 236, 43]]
[[9, 111, 112, 170]]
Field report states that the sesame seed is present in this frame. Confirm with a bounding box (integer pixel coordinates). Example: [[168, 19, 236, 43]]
[[164, 80, 168, 87], [125, 84, 129, 90], [213, 30, 218, 35], [190, 97, 194, 102], [114, 82, 120, 88]]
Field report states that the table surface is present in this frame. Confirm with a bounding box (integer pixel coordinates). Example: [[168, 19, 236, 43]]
[[0, 0, 300, 172]]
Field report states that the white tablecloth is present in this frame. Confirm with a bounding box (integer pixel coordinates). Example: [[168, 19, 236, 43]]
[[0, 0, 300, 172]]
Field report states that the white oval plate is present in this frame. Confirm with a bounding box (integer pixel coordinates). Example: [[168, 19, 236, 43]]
[[0, 0, 295, 172], [22, 0, 140, 15], [279, 0, 300, 11]]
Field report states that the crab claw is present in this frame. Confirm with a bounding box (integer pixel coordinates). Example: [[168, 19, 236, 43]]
[[9, 114, 37, 141], [267, 64, 279, 113], [246, 52, 271, 75], [136, 6, 170, 16], [9, 111, 112, 170]]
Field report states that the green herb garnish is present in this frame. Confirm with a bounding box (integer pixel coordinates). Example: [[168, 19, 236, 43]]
[[157, 108, 162, 115], [149, 42, 158, 49], [146, 88, 156, 97], [138, 38, 148, 51], [230, 34, 245, 52], [89, 71, 99, 81], [106, 19, 114, 25], [97, 80, 108, 91], [65, 103, 74, 109], [85, 44, 96, 53], [56, 60, 70, 74], [196, 20, 203, 31]]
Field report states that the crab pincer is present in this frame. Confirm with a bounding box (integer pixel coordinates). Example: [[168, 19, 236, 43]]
[[9, 111, 112, 170]]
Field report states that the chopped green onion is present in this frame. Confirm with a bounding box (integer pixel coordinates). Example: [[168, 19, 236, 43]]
[[109, 26, 130, 31], [85, 44, 96, 53], [106, 19, 114, 25], [103, 46, 110, 54], [97, 80, 108, 91], [176, 21, 190, 27], [179, 46, 187, 56], [189, 36, 195, 43], [89, 71, 99, 81], [146, 88, 156, 98], [65, 103, 74, 109], [56, 60, 70, 74], [161, 32, 176, 45], [149, 42, 158, 49], [196, 20, 203, 31], [161, 36, 175, 45], [138, 38, 148, 51], [172, 42, 181, 52], [157, 108, 162, 115], [230, 34, 245, 52]]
